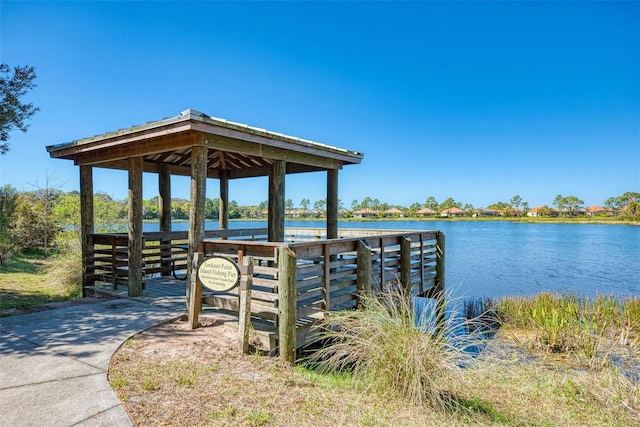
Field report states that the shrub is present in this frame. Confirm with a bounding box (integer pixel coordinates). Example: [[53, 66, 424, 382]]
[[307, 289, 476, 411]]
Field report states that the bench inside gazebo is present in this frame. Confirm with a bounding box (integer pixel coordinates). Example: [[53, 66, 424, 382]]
[[47, 109, 444, 361]]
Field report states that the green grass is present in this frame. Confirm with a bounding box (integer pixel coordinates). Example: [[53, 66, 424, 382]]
[[0, 252, 82, 314], [495, 292, 640, 368]]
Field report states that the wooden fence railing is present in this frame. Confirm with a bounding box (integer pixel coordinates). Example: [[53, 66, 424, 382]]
[[198, 230, 444, 362], [88, 228, 268, 289], [87, 227, 444, 362]]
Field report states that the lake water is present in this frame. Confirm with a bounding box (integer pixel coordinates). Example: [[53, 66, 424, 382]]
[[144, 220, 640, 300]]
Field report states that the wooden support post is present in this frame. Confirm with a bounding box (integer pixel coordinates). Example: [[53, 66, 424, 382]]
[[268, 160, 285, 242], [219, 170, 229, 230], [278, 247, 297, 363], [159, 164, 172, 276], [128, 157, 143, 297], [238, 256, 254, 354], [400, 236, 412, 297], [434, 231, 446, 333], [326, 169, 338, 240], [187, 146, 207, 309], [323, 244, 331, 311], [356, 240, 372, 307], [188, 252, 202, 329], [79, 165, 94, 295]]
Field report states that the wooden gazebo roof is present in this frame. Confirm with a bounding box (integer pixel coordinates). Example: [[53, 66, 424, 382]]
[[47, 109, 363, 177]]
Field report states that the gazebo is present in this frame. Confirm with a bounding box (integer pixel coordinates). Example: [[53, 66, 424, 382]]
[[47, 109, 444, 361], [47, 109, 363, 295]]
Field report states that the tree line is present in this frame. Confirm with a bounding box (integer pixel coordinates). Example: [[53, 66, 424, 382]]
[[2, 182, 638, 264]]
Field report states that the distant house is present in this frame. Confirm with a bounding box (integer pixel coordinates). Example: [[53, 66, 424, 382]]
[[416, 207, 436, 217], [585, 206, 606, 216], [383, 208, 404, 218], [286, 208, 313, 218], [526, 206, 559, 217], [440, 207, 466, 217], [475, 208, 500, 217], [353, 208, 378, 218]]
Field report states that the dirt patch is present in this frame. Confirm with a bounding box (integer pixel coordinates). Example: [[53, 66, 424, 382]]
[[109, 318, 455, 427]]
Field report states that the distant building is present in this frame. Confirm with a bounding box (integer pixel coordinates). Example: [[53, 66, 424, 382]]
[[526, 206, 559, 217], [440, 207, 466, 217], [383, 208, 404, 218], [416, 207, 436, 217], [475, 208, 500, 217], [585, 206, 607, 216], [353, 208, 378, 218]]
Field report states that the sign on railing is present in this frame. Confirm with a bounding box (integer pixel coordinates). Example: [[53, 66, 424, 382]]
[[197, 256, 241, 292]]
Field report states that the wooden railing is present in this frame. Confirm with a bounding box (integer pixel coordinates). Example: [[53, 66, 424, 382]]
[[198, 229, 444, 361], [87, 227, 444, 362], [87, 228, 268, 289]]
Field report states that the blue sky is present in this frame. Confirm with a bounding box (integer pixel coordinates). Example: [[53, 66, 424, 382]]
[[1, 1, 638, 209]]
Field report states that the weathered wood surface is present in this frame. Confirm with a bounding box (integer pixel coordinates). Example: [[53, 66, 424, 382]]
[[188, 146, 208, 284], [188, 252, 202, 329], [278, 247, 297, 363], [88, 228, 444, 362], [268, 160, 286, 242], [128, 157, 144, 297], [238, 257, 254, 354], [80, 165, 94, 292]]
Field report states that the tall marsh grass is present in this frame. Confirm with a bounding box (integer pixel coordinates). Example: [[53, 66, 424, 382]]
[[495, 292, 640, 367], [307, 290, 480, 412]]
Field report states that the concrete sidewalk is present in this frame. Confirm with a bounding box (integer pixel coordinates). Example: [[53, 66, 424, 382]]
[[0, 299, 182, 426]]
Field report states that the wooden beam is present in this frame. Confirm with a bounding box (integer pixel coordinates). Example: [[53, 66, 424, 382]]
[[238, 257, 254, 354], [268, 160, 286, 242], [80, 165, 94, 293], [356, 239, 373, 308], [219, 170, 229, 230], [128, 157, 144, 297], [400, 236, 411, 296], [188, 146, 208, 291], [193, 122, 362, 164], [188, 253, 202, 329], [72, 129, 196, 166], [159, 164, 172, 276], [278, 247, 297, 363], [159, 164, 172, 233], [326, 169, 338, 239], [200, 132, 345, 170]]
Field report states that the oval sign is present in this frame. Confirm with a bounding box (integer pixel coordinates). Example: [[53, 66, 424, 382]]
[[197, 256, 240, 292]]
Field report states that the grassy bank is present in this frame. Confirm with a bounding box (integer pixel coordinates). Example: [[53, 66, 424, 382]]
[[0, 252, 82, 316], [109, 291, 640, 426]]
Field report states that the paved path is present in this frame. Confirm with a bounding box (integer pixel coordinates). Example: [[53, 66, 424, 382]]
[[0, 299, 182, 426]]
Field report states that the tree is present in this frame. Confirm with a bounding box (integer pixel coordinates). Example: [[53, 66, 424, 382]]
[[564, 195, 584, 217], [425, 196, 438, 211], [510, 195, 523, 217], [0, 185, 18, 264], [553, 194, 566, 216], [1, 64, 39, 154], [313, 199, 326, 217], [300, 198, 310, 211], [285, 199, 294, 211]]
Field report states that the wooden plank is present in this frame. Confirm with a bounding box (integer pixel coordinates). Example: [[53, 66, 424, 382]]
[[356, 239, 372, 307], [188, 253, 202, 329], [238, 257, 253, 354]]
